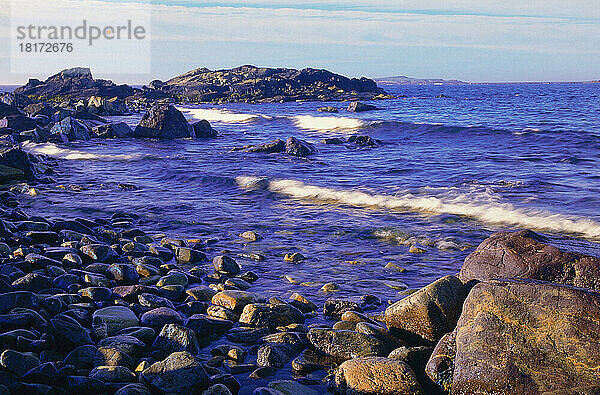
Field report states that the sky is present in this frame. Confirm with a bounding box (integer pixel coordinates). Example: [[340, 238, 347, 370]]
[[1, 0, 599, 84]]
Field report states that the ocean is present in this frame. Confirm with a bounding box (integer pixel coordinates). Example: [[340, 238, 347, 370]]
[[15, 82, 600, 306]]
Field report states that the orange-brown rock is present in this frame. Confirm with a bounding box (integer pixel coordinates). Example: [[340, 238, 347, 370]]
[[334, 357, 423, 394]]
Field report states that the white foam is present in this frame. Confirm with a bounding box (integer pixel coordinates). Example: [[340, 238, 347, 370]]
[[235, 176, 270, 190], [21, 142, 152, 161], [266, 179, 600, 240], [291, 115, 366, 131], [177, 107, 270, 124]]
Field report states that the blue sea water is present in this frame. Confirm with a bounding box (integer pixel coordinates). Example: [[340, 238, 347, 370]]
[[16, 82, 600, 305]]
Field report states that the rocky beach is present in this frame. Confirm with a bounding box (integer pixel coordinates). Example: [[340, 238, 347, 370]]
[[0, 67, 599, 394]]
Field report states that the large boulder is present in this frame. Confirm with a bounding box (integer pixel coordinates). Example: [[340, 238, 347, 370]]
[[459, 230, 600, 290], [132, 104, 194, 139], [385, 275, 468, 344], [141, 351, 209, 394], [92, 306, 139, 335], [448, 279, 600, 394], [192, 120, 218, 138], [334, 357, 423, 395], [0, 102, 23, 118]]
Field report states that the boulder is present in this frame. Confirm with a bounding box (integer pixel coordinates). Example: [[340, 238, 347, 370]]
[[307, 328, 386, 361], [334, 357, 423, 394], [0, 145, 36, 180], [0, 115, 37, 132], [459, 230, 600, 290], [239, 303, 305, 328], [132, 104, 194, 139], [92, 306, 139, 335], [236, 139, 286, 154], [23, 102, 55, 118], [346, 102, 379, 112], [151, 323, 200, 359], [212, 290, 260, 314], [192, 120, 218, 138], [285, 137, 316, 157], [92, 122, 132, 138], [141, 351, 209, 394], [49, 116, 91, 141], [0, 102, 23, 118], [213, 255, 241, 275], [385, 275, 468, 344], [451, 279, 600, 394]]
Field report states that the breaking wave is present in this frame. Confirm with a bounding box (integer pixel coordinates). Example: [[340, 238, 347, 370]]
[[21, 142, 156, 161]]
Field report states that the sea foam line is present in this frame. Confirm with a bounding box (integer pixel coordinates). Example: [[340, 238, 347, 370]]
[[291, 115, 367, 131], [21, 142, 153, 161], [236, 177, 600, 240], [177, 107, 271, 124]]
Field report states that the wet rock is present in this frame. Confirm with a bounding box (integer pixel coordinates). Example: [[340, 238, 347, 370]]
[[227, 327, 270, 344], [320, 137, 345, 144], [50, 315, 93, 346], [385, 275, 468, 344], [288, 293, 317, 313], [320, 282, 340, 293], [202, 383, 232, 395], [239, 231, 262, 242], [235, 139, 286, 154], [175, 247, 206, 265], [451, 279, 600, 394], [207, 305, 239, 322], [346, 102, 379, 112], [213, 255, 241, 276], [283, 252, 306, 263], [348, 135, 378, 146], [257, 342, 302, 368], [90, 365, 136, 382], [459, 230, 600, 290], [118, 326, 156, 345], [187, 286, 218, 302], [323, 298, 362, 319], [212, 290, 260, 314], [92, 122, 132, 138], [307, 328, 386, 361], [139, 293, 175, 309], [424, 331, 455, 394], [107, 263, 139, 284], [334, 357, 423, 394], [0, 291, 38, 312], [151, 323, 200, 360], [317, 106, 338, 113], [49, 117, 91, 141], [114, 383, 152, 395], [0, 349, 40, 376], [192, 120, 218, 138], [95, 335, 145, 368], [285, 137, 316, 157], [21, 361, 60, 384], [141, 351, 209, 394], [78, 286, 113, 302], [291, 349, 337, 374], [185, 314, 233, 338], [63, 375, 108, 393], [156, 272, 188, 288], [268, 380, 319, 395], [63, 345, 97, 369], [132, 104, 194, 139], [92, 306, 139, 336], [11, 273, 51, 291], [80, 244, 116, 263], [140, 307, 183, 328], [239, 303, 305, 328]]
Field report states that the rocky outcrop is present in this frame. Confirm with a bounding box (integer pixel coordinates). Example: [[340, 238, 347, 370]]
[[334, 357, 423, 394], [131, 104, 194, 139], [145, 65, 387, 103], [385, 275, 468, 344], [441, 279, 600, 394], [0, 144, 38, 182], [15, 68, 134, 100], [459, 230, 600, 290]]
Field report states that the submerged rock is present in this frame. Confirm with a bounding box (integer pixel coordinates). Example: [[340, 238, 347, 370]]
[[285, 137, 316, 157]]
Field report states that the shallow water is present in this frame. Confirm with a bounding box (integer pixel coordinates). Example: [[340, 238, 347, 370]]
[[17, 82, 600, 307]]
